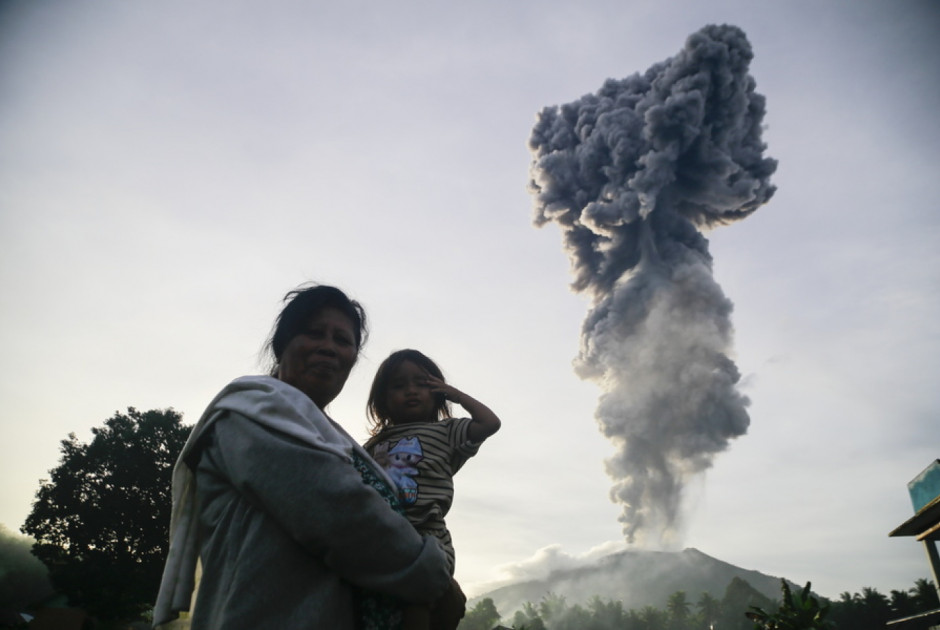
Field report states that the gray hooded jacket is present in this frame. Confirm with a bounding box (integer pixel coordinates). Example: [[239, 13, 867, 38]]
[[153, 375, 449, 629]]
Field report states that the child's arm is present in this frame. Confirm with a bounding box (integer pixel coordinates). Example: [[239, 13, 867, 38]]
[[424, 374, 501, 443]]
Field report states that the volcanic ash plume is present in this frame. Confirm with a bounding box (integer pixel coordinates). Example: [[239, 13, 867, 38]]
[[528, 24, 776, 545]]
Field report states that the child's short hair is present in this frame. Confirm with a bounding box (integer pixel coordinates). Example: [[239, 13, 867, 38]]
[[366, 349, 451, 436]]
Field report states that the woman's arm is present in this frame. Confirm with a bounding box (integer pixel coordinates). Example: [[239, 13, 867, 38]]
[[210, 413, 450, 603]]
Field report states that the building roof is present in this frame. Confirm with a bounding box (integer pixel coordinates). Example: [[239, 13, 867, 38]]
[[890, 495, 940, 540]]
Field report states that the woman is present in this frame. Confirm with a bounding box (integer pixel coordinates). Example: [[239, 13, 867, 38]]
[[153, 285, 452, 629]]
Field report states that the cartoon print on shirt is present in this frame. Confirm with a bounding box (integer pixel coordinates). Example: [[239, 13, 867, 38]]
[[378, 437, 424, 504], [371, 440, 391, 468]]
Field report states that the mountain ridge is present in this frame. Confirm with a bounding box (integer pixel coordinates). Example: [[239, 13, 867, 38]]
[[468, 547, 788, 618]]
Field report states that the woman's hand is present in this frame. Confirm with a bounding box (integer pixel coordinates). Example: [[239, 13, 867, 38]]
[[430, 578, 467, 630]]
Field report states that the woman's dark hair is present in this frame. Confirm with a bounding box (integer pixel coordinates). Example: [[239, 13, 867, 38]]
[[266, 284, 368, 373], [366, 349, 450, 436]]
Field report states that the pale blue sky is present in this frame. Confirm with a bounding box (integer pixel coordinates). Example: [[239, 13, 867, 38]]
[[1, 0, 938, 601]]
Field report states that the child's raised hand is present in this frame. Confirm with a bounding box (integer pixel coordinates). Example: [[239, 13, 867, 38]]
[[421, 372, 501, 442], [421, 373, 464, 405]]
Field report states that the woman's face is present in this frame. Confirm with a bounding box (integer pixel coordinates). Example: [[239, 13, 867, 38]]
[[277, 307, 358, 409]]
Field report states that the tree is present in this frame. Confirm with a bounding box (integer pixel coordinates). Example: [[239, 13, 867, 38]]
[[889, 588, 917, 619], [0, 524, 55, 610], [537, 591, 568, 623], [553, 603, 591, 630], [587, 595, 626, 629], [461, 597, 501, 630], [911, 577, 940, 612], [22, 407, 189, 621], [697, 591, 722, 628], [666, 590, 690, 629], [830, 581, 940, 630], [722, 576, 775, 630], [746, 581, 834, 630], [829, 591, 864, 629], [638, 605, 667, 630], [511, 601, 545, 630], [859, 586, 891, 627]]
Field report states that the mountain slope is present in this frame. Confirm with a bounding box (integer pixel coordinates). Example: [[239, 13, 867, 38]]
[[469, 547, 786, 617]]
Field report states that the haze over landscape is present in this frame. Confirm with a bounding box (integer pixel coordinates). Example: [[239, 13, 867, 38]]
[[1, 0, 938, 605]]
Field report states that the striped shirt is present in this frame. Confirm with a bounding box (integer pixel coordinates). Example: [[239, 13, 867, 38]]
[[364, 417, 480, 573]]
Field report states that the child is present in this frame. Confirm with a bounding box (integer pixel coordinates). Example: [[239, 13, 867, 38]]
[[364, 349, 501, 630]]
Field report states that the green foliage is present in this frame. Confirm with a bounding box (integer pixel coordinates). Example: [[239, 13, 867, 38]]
[[746, 581, 834, 630], [511, 602, 546, 630], [461, 597, 502, 630], [697, 591, 721, 627], [638, 605, 667, 630], [723, 576, 776, 630], [666, 590, 690, 628], [911, 577, 940, 611], [829, 579, 936, 629], [587, 596, 627, 629], [22, 407, 189, 621], [537, 592, 567, 623], [0, 524, 55, 610], [472, 576, 938, 630]]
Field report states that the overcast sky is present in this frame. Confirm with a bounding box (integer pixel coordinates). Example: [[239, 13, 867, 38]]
[[1, 0, 938, 603]]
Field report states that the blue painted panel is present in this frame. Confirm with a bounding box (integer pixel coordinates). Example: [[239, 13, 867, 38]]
[[908, 460, 940, 514]]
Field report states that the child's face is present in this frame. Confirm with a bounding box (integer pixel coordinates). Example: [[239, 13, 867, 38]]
[[386, 360, 437, 425]]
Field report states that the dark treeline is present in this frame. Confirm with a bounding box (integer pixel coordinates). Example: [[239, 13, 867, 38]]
[[461, 577, 940, 630]]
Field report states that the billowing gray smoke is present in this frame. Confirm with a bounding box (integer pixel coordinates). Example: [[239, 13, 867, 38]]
[[529, 24, 776, 545]]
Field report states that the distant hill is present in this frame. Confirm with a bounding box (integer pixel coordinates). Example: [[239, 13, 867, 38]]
[[469, 547, 787, 618]]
